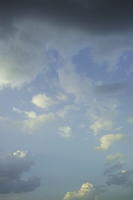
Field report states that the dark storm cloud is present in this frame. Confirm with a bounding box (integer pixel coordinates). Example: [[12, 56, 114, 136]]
[[0, 153, 41, 194], [1, 0, 133, 35]]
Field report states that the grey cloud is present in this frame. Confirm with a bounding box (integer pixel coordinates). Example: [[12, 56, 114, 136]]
[[106, 170, 133, 186], [104, 163, 125, 176], [0, 153, 41, 194], [104, 159, 133, 187], [1, 0, 133, 36], [0, 0, 133, 90], [94, 185, 107, 196], [0, 177, 41, 194]]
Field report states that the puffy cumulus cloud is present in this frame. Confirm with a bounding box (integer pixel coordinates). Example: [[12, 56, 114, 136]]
[[0, 151, 40, 194], [106, 153, 125, 164], [96, 134, 126, 150], [63, 182, 94, 200], [90, 119, 113, 135], [64, 178, 133, 200], [58, 126, 72, 138], [32, 93, 55, 109]]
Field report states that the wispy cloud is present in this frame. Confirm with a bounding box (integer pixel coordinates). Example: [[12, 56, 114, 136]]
[[106, 153, 126, 164], [90, 119, 113, 135], [13, 107, 55, 133]]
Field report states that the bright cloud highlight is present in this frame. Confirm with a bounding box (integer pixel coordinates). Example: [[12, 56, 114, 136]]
[[97, 134, 126, 150]]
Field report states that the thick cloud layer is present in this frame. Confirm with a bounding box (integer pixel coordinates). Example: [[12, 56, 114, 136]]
[[1, 0, 133, 35], [0, 151, 41, 194]]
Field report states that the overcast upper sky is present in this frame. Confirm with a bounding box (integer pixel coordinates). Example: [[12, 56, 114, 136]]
[[0, 1, 133, 200]]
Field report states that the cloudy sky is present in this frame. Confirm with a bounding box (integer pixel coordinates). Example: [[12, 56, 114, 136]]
[[0, 0, 133, 199]]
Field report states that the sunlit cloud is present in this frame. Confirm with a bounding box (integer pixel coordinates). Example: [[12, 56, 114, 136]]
[[32, 93, 55, 109], [97, 134, 127, 151], [13, 150, 28, 158], [90, 119, 113, 135], [58, 126, 72, 138], [63, 182, 94, 200]]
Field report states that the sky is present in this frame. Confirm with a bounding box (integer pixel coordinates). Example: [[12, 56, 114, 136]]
[[0, 0, 133, 199]]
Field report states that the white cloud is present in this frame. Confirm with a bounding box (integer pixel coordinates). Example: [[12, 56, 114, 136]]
[[58, 126, 72, 138], [121, 170, 127, 173], [13, 150, 28, 158], [90, 119, 113, 135], [32, 93, 55, 109], [63, 182, 94, 200], [97, 134, 126, 151], [24, 111, 37, 119]]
